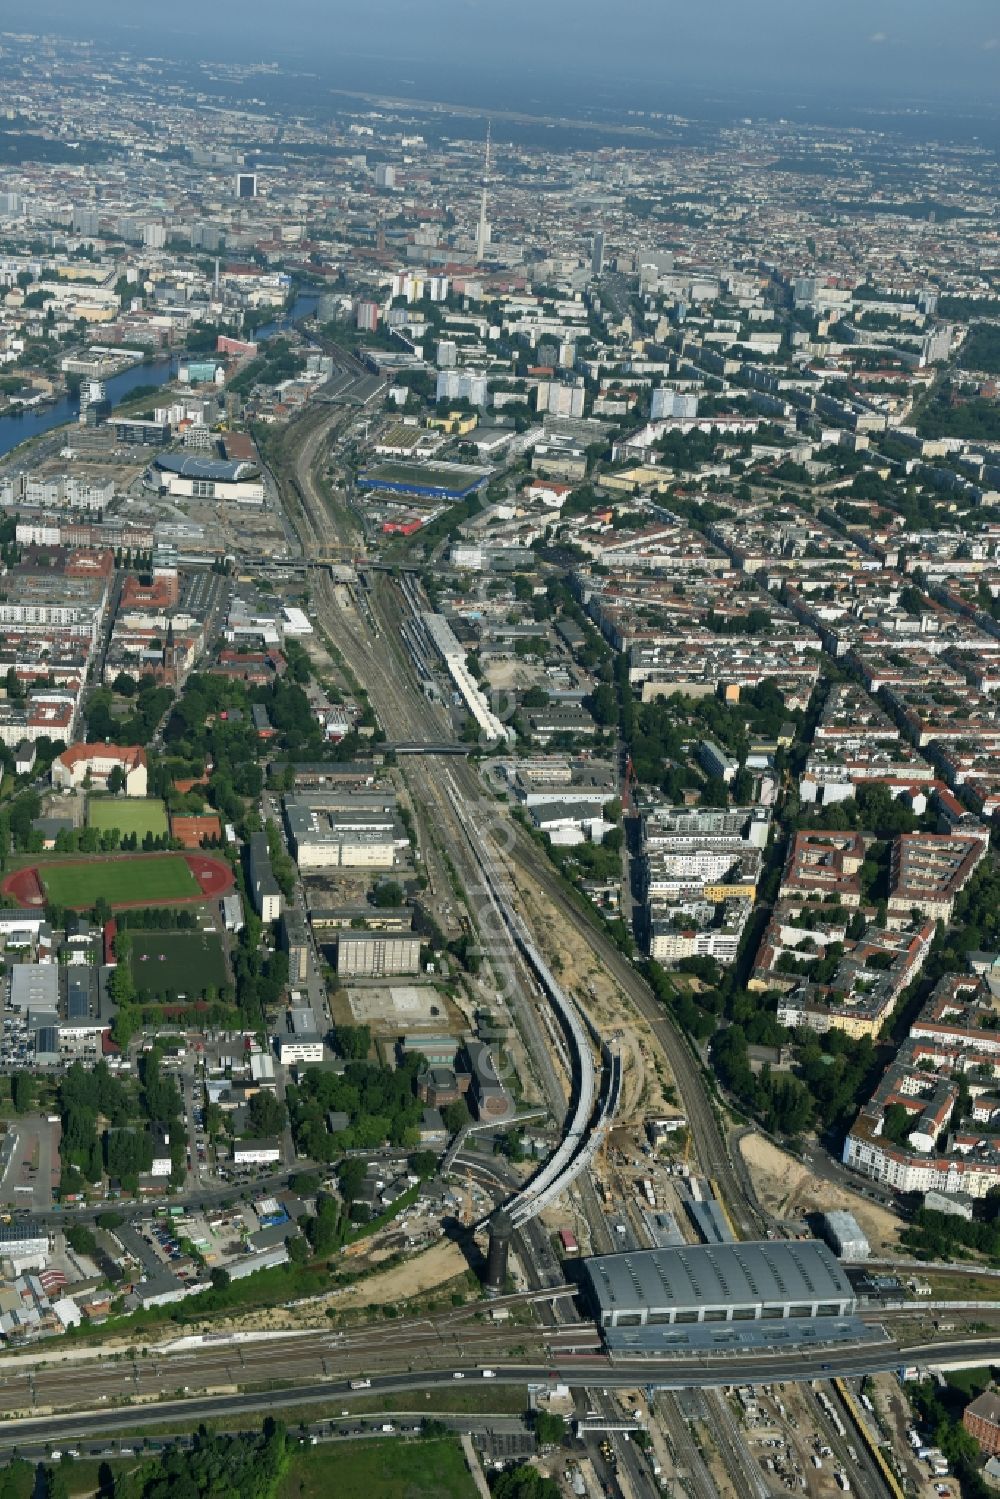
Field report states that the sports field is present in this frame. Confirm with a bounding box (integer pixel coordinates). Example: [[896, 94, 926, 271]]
[[128, 930, 228, 1001], [87, 797, 170, 838], [39, 855, 200, 908]]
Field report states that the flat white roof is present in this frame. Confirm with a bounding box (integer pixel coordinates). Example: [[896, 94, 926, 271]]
[[282, 606, 313, 636], [10, 964, 58, 1012]]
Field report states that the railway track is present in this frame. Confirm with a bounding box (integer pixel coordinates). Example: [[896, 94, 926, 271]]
[[279, 401, 768, 1243], [658, 1389, 720, 1499]]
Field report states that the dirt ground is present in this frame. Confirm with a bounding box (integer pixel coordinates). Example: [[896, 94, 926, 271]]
[[868, 1371, 939, 1499], [326, 1239, 468, 1310], [740, 1132, 901, 1254], [512, 862, 679, 1124], [483, 659, 547, 693], [148, 1239, 474, 1342]]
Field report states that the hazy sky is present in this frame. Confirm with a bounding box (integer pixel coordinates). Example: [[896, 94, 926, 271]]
[[4, 0, 1000, 113]]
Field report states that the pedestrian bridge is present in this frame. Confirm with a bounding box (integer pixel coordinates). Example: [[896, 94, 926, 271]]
[[388, 742, 476, 756]]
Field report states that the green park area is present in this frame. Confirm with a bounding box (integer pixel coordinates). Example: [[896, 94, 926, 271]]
[[40, 853, 199, 908], [87, 796, 170, 838], [13, 1425, 481, 1499], [278, 1438, 476, 1499], [129, 929, 228, 1000]]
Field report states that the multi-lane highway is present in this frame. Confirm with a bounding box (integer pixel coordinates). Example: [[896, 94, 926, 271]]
[[3, 1328, 1000, 1453]]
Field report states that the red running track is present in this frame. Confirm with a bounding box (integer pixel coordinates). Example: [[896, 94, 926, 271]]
[[0, 854, 235, 909]]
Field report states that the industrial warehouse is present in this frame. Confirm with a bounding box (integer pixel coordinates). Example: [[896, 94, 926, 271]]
[[580, 1241, 878, 1356]]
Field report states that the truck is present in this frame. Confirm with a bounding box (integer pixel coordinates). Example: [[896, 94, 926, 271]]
[[349, 1379, 371, 1390], [835, 1473, 850, 1492]]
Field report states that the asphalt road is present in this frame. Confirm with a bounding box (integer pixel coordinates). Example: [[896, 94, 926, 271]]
[[0, 1320, 558, 1415], [27, 1169, 308, 1229], [2, 1331, 999, 1450]]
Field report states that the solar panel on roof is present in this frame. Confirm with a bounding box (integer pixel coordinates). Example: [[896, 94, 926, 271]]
[[67, 988, 89, 1019]]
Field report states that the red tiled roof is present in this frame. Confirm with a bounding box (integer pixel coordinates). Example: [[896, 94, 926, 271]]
[[56, 743, 146, 770]]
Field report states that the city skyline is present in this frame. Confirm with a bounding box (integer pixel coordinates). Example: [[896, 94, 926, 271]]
[[0, 8, 996, 1490], [3, 0, 1000, 117]]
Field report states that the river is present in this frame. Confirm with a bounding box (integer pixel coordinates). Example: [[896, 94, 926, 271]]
[[251, 291, 319, 342], [0, 358, 179, 461], [0, 289, 321, 461]]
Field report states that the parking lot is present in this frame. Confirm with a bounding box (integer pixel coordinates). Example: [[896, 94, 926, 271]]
[[127, 1195, 299, 1285], [0, 1115, 59, 1210]]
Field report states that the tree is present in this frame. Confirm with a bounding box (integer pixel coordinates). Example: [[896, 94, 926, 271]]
[[304, 1193, 342, 1255], [883, 1101, 912, 1145], [111, 1003, 138, 1051], [441, 1099, 470, 1134], [286, 1233, 309, 1264], [331, 1024, 371, 1060], [42, 1463, 70, 1499], [0, 1460, 34, 1499], [107, 765, 126, 795], [372, 881, 404, 908], [67, 1224, 98, 1257], [732, 767, 754, 804], [535, 1412, 567, 1447], [245, 1091, 286, 1139], [494, 1466, 561, 1499], [408, 1150, 438, 1179], [289, 1170, 320, 1195], [115, 1418, 288, 1499], [586, 682, 617, 728], [11, 1072, 35, 1113], [210, 1267, 231, 1292], [337, 1157, 367, 1204]]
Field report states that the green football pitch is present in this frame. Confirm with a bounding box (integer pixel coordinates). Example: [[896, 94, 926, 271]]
[[128, 930, 228, 1000], [87, 797, 170, 838], [39, 855, 199, 909]]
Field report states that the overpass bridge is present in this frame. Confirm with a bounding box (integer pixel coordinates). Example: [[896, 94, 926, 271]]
[[389, 741, 476, 756], [443, 773, 620, 1231]]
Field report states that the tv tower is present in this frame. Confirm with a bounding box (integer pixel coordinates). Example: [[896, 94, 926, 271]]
[[476, 120, 492, 265]]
